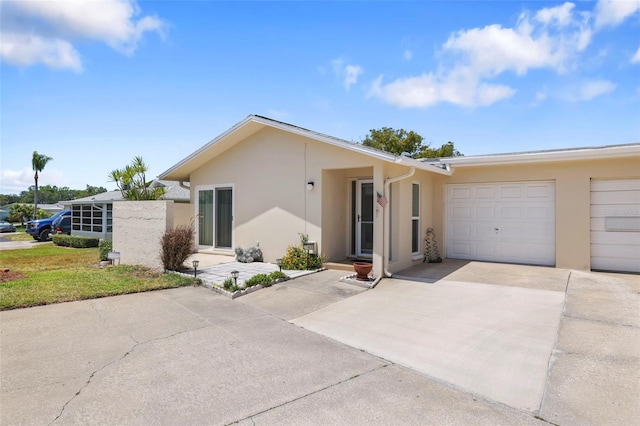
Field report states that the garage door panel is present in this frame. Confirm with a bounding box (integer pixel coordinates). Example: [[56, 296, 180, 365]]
[[591, 257, 640, 273], [476, 187, 496, 199], [591, 230, 640, 245], [499, 185, 522, 199], [451, 206, 471, 219], [450, 186, 472, 200], [590, 244, 640, 259], [475, 205, 495, 218], [591, 190, 640, 205], [590, 178, 640, 273], [526, 205, 555, 220], [447, 181, 555, 266], [591, 179, 640, 191], [525, 184, 555, 199], [450, 243, 471, 257], [499, 206, 522, 219]]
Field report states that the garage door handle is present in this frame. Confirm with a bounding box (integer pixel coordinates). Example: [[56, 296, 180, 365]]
[[494, 228, 500, 231]]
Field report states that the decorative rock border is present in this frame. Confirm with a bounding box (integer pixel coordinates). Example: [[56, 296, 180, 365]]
[[339, 273, 382, 289]]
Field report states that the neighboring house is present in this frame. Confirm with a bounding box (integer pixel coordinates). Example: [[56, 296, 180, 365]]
[[159, 115, 640, 275], [62, 180, 192, 240]]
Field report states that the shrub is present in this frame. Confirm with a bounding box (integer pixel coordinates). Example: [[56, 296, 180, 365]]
[[161, 223, 195, 271], [269, 271, 288, 282], [222, 278, 237, 292], [99, 240, 113, 261], [280, 245, 326, 270], [52, 234, 100, 248], [244, 273, 272, 287]]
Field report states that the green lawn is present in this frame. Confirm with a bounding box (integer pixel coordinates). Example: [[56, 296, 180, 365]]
[[2, 231, 35, 241], [0, 244, 198, 310]]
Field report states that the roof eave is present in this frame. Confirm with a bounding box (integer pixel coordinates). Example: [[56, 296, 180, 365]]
[[442, 144, 640, 167]]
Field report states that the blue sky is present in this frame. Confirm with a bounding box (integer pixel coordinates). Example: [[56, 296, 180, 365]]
[[1, 0, 639, 194]]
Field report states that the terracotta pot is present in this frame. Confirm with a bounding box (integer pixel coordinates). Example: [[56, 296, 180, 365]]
[[353, 262, 372, 281]]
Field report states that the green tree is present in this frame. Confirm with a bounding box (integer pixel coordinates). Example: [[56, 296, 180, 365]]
[[361, 127, 426, 156], [8, 204, 50, 225], [415, 141, 463, 159], [109, 156, 165, 201], [361, 127, 463, 159], [31, 151, 53, 220]]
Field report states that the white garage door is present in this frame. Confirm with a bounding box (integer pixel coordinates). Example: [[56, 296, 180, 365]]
[[590, 179, 640, 273], [446, 181, 556, 266]]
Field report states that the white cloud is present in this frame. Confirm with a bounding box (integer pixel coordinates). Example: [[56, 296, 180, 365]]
[[332, 58, 363, 90], [403, 49, 413, 61], [573, 79, 617, 101], [369, 70, 515, 108], [0, 0, 165, 71], [535, 2, 576, 27], [632, 46, 640, 64], [0, 168, 34, 193], [0, 33, 82, 72], [371, 2, 594, 108], [594, 0, 640, 29]]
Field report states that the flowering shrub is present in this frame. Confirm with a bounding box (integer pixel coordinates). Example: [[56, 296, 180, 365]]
[[280, 245, 325, 270]]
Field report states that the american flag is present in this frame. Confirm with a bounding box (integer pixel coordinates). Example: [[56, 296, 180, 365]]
[[377, 192, 388, 207]]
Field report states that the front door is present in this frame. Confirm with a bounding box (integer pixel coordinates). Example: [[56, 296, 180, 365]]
[[357, 179, 374, 258]]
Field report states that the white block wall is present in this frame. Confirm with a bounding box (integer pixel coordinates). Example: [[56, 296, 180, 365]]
[[113, 200, 174, 270]]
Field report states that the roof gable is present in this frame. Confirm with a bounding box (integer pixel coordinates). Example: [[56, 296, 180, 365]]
[[158, 115, 451, 181]]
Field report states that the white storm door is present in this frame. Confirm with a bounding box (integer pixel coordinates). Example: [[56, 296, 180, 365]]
[[357, 180, 374, 258], [446, 181, 556, 266]]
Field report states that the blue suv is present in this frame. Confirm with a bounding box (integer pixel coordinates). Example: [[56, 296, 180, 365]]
[[26, 210, 71, 242]]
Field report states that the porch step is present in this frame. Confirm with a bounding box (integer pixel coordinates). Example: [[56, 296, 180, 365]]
[[324, 262, 356, 272]]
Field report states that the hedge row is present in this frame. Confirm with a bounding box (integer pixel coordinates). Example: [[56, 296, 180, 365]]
[[52, 234, 100, 248]]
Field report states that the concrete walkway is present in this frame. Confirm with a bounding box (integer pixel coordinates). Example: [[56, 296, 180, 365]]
[[184, 253, 320, 287]]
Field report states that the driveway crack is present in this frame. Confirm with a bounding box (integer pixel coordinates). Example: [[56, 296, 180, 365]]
[[227, 364, 390, 425], [48, 338, 139, 425], [48, 325, 211, 425]]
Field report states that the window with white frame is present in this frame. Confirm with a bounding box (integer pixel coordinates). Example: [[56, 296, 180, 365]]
[[411, 183, 420, 254], [72, 204, 112, 233]]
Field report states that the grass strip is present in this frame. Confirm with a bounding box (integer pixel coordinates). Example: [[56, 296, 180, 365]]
[[0, 246, 198, 310]]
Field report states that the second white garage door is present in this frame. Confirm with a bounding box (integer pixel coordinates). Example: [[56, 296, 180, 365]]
[[446, 181, 556, 266]]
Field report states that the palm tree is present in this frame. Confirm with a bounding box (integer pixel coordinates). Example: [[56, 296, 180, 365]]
[[32, 151, 53, 220]]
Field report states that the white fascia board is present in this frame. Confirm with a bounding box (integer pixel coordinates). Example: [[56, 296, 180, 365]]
[[252, 116, 452, 176], [443, 144, 640, 167]]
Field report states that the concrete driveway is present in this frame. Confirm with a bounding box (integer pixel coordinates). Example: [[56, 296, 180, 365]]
[[1, 282, 541, 425], [1, 263, 638, 425], [289, 262, 640, 425]]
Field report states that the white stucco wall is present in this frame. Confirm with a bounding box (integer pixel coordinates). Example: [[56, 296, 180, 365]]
[[173, 202, 193, 228], [113, 200, 174, 270]]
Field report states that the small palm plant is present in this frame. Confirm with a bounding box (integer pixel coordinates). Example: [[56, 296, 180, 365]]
[[109, 156, 165, 201]]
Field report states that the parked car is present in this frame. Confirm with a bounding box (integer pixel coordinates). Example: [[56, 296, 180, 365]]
[[50, 215, 71, 237], [0, 221, 16, 233], [26, 210, 71, 242]]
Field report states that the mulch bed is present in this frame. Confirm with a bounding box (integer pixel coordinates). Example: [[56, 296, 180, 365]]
[[0, 269, 27, 283]]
